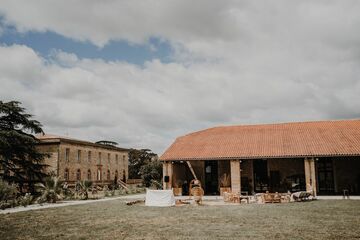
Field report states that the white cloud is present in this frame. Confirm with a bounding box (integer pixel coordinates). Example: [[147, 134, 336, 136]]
[[0, 1, 360, 153]]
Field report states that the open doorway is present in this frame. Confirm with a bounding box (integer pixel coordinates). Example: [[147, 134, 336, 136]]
[[317, 158, 335, 194], [253, 159, 268, 192], [204, 161, 219, 195]]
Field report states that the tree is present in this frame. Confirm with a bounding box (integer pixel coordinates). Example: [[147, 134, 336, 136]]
[[0, 101, 48, 193], [128, 149, 157, 179], [139, 160, 162, 188]]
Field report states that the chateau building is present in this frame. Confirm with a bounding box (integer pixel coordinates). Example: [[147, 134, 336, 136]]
[[161, 120, 360, 196], [36, 134, 129, 185]]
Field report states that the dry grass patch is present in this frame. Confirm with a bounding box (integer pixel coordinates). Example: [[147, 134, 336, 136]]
[[0, 200, 359, 240]]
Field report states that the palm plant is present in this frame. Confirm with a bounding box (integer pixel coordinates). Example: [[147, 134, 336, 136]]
[[77, 180, 92, 200], [36, 176, 62, 203], [219, 173, 231, 187]]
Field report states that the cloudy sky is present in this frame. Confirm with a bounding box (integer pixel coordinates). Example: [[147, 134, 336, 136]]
[[0, 1, 360, 154]]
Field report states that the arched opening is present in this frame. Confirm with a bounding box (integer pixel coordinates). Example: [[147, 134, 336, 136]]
[[114, 170, 118, 184], [64, 168, 69, 181], [107, 169, 111, 181], [122, 169, 126, 182], [87, 169, 91, 180], [76, 169, 81, 181]]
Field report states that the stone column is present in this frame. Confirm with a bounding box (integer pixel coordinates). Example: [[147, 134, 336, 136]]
[[230, 160, 241, 193], [304, 157, 317, 197]]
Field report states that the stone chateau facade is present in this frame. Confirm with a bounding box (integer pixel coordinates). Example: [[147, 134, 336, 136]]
[[36, 134, 129, 186]]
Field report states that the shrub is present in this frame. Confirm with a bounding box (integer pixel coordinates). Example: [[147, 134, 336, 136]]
[[36, 176, 62, 203], [0, 201, 12, 210], [0, 179, 18, 201], [150, 180, 162, 189], [18, 193, 34, 207], [76, 180, 93, 200]]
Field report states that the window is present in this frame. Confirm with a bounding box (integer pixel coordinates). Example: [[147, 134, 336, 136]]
[[107, 169, 111, 180], [97, 169, 101, 181], [98, 152, 102, 164], [88, 151, 91, 162], [87, 169, 91, 180], [122, 170, 126, 182], [76, 169, 81, 181], [115, 170, 118, 181], [108, 153, 111, 164], [77, 150, 81, 163], [65, 148, 70, 162], [64, 168, 69, 181], [116, 154, 118, 165]]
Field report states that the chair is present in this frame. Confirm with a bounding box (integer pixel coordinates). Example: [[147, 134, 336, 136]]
[[264, 191, 273, 203], [272, 192, 281, 203], [292, 191, 311, 201]]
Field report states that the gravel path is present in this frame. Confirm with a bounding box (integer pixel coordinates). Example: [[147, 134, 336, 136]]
[[0, 194, 146, 214]]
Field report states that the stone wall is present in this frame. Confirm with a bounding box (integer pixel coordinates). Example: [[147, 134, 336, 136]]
[[38, 141, 129, 185]]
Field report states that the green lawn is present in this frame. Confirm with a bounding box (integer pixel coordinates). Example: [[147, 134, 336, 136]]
[[1, 200, 359, 240]]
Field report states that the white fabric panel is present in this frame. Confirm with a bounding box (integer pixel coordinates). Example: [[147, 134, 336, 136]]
[[145, 189, 176, 207]]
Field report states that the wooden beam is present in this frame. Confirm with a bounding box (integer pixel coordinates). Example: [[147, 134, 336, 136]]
[[186, 161, 198, 180]]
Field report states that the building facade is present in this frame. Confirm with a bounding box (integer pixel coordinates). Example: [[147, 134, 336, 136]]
[[160, 120, 360, 196], [37, 134, 129, 186]]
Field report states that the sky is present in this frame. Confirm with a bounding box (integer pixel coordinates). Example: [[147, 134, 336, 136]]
[[0, 1, 360, 154]]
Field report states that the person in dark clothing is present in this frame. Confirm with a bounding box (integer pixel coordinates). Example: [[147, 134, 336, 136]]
[[182, 180, 189, 195]]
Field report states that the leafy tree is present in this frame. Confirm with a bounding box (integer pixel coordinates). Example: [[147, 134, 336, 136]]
[[139, 160, 163, 188], [128, 149, 157, 179], [0, 101, 48, 193]]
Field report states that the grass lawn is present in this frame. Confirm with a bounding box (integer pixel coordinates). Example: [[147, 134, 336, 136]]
[[1, 200, 359, 240]]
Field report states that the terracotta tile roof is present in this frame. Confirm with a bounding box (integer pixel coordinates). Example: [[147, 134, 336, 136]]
[[160, 119, 360, 160]]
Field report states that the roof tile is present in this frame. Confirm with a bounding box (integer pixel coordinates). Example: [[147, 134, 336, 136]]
[[160, 119, 360, 160]]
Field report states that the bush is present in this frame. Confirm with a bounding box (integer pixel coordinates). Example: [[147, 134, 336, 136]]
[[0, 201, 12, 210], [103, 185, 110, 197], [36, 177, 62, 203], [150, 180, 162, 190], [18, 193, 34, 207], [0, 179, 18, 201]]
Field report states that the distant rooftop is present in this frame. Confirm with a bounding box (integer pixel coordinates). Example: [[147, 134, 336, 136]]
[[160, 119, 360, 161]]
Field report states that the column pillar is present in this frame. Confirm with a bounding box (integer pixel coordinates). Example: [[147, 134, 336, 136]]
[[162, 161, 173, 190], [230, 160, 241, 194], [304, 157, 317, 197], [309, 158, 317, 197]]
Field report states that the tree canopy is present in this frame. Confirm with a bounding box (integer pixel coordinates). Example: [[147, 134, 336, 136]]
[[0, 101, 48, 193], [128, 149, 157, 179]]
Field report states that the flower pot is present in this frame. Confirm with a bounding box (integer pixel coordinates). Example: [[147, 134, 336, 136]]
[[220, 187, 231, 196], [173, 187, 182, 196]]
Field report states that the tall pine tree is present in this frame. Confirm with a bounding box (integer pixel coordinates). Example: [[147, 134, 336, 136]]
[[0, 101, 48, 193]]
